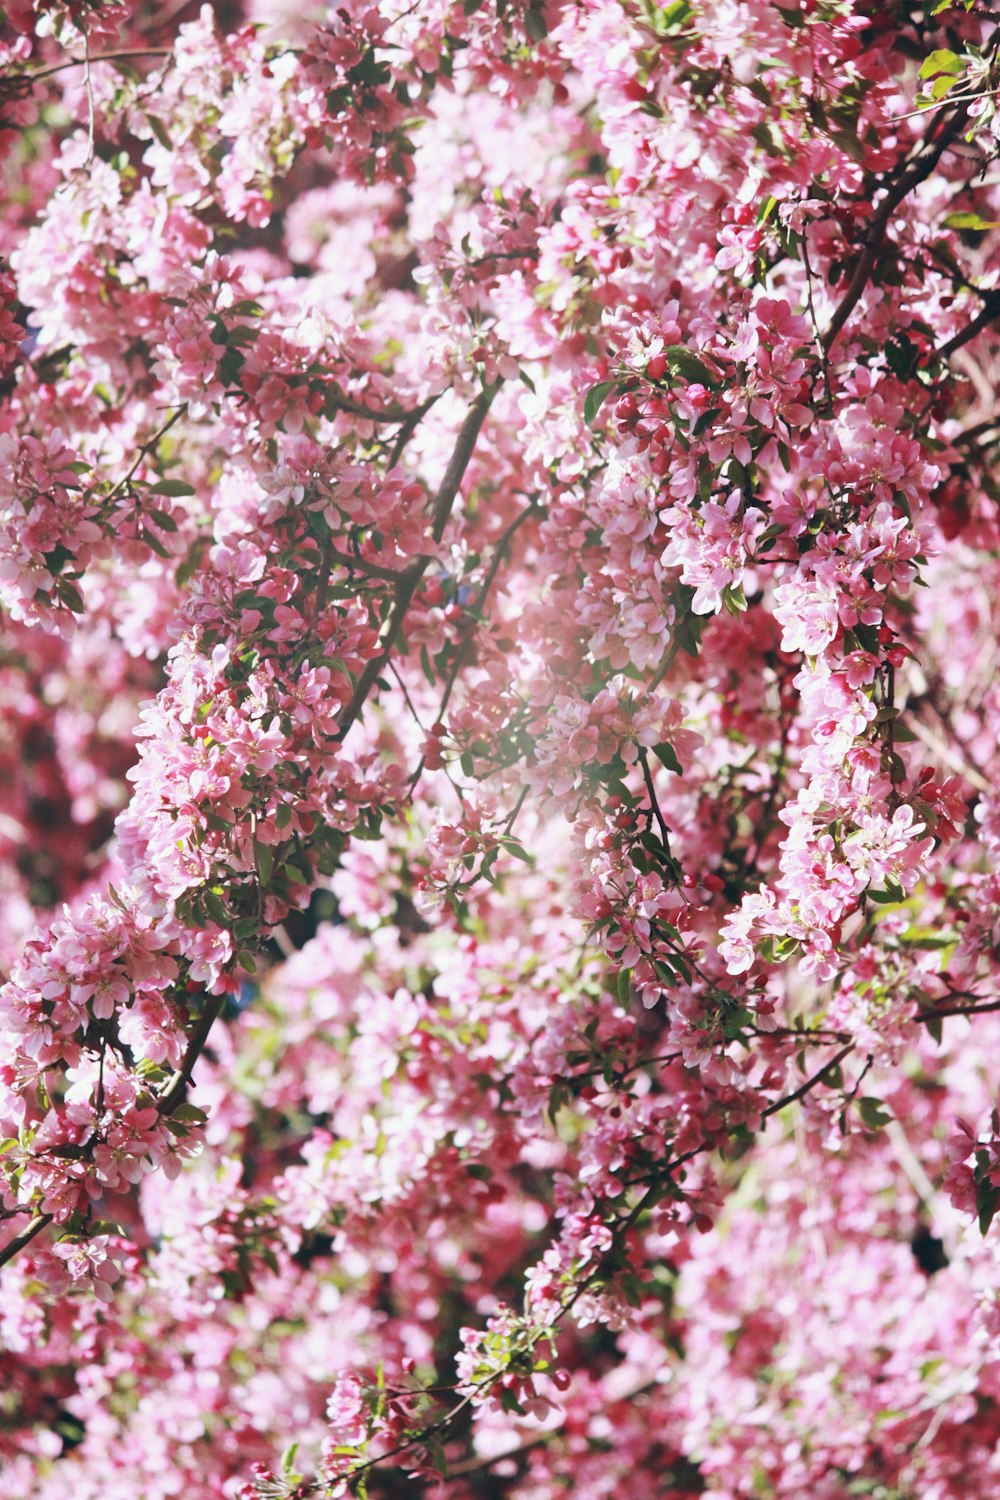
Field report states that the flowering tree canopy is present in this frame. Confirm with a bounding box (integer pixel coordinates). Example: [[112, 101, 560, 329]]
[[4, 0, 1000, 1494]]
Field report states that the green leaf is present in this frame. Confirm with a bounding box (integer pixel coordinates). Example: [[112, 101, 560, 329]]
[[722, 581, 748, 615], [665, 345, 718, 386], [150, 479, 196, 497], [524, 6, 547, 40], [147, 508, 179, 532], [584, 380, 615, 426], [175, 537, 209, 588], [170, 1103, 208, 1125], [141, 528, 171, 559], [942, 211, 1000, 231], [867, 883, 904, 906], [858, 1096, 894, 1131], [225, 324, 261, 347], [203, 889, 229, 927], [254, 841, 274, 887], [918, 48, 962, 80], [692, 406, 722, 437], [57, 580, 85, 613], [977, 1178, 1000, 1236], [146, 115, 173, 150], [651, 741, 682, 774], [930, 73, 959, 101], [616, 967, 632, 1004], [217, 347, 245, 385]]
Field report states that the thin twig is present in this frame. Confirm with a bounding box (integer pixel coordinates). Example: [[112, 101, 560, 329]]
[[82, 35, 95, 168], [637, 747, 673, 857], [22, 48, 173, 84], [106, 406, 187, 503]]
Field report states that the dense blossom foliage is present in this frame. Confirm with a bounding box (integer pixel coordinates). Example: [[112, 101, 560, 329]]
[[3, 0, 1000, 1494]]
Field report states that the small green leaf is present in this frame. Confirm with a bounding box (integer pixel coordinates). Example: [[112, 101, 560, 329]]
[[584, 380, 615, 426], [942, 211, 1000, 231], [175, 537, 209, 588], [147, 507, 179, 532], [150, 479, 195, 497], [978, 1179, 1000, 1236], [203, 889, 229, 927], [170, 1103, 208, 1125], [57, 580, 85, 613], [616, 967, 632, 1004], [665, 345, 718, 386], [918, 48, 962, 80], [254, 841, 274, 887], [524, 6, 547, 40], [867, 883, 904, 905], [722, 581, 748, 615], [651, 741, 682, 774], [141, 528, 171, 559], [146, 115, 173, 150], [858, 1096, 894, 1131], [930, 73, 959, 100]]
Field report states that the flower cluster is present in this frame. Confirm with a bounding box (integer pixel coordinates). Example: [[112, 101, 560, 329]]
[[2, 2, 1000, 1499]]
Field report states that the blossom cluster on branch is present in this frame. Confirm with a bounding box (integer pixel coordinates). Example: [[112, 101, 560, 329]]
[[3, 0, 1000, 1496]]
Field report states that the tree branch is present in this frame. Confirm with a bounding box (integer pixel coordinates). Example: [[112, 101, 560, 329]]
[[933, 288, 1000, 361], [822, 107, 969, 353], [335, 386, 499, 743], [0, 1213, 54, 1272], [0, 992, 226, 1275], [157, 992, 227, 1116]]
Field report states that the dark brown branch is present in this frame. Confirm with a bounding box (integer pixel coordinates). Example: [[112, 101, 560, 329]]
[[326, 390, 437, 425], [0, 1213, 54, 1271], [157, 992, 227, 1116], [933, 288, 1000, 361], [822, 107, 970, 353], [326, 546, 405, 583], [760, 1043, 855, 1119], [637, 747, 673, 857], [916, 999, 1000, 1022]]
